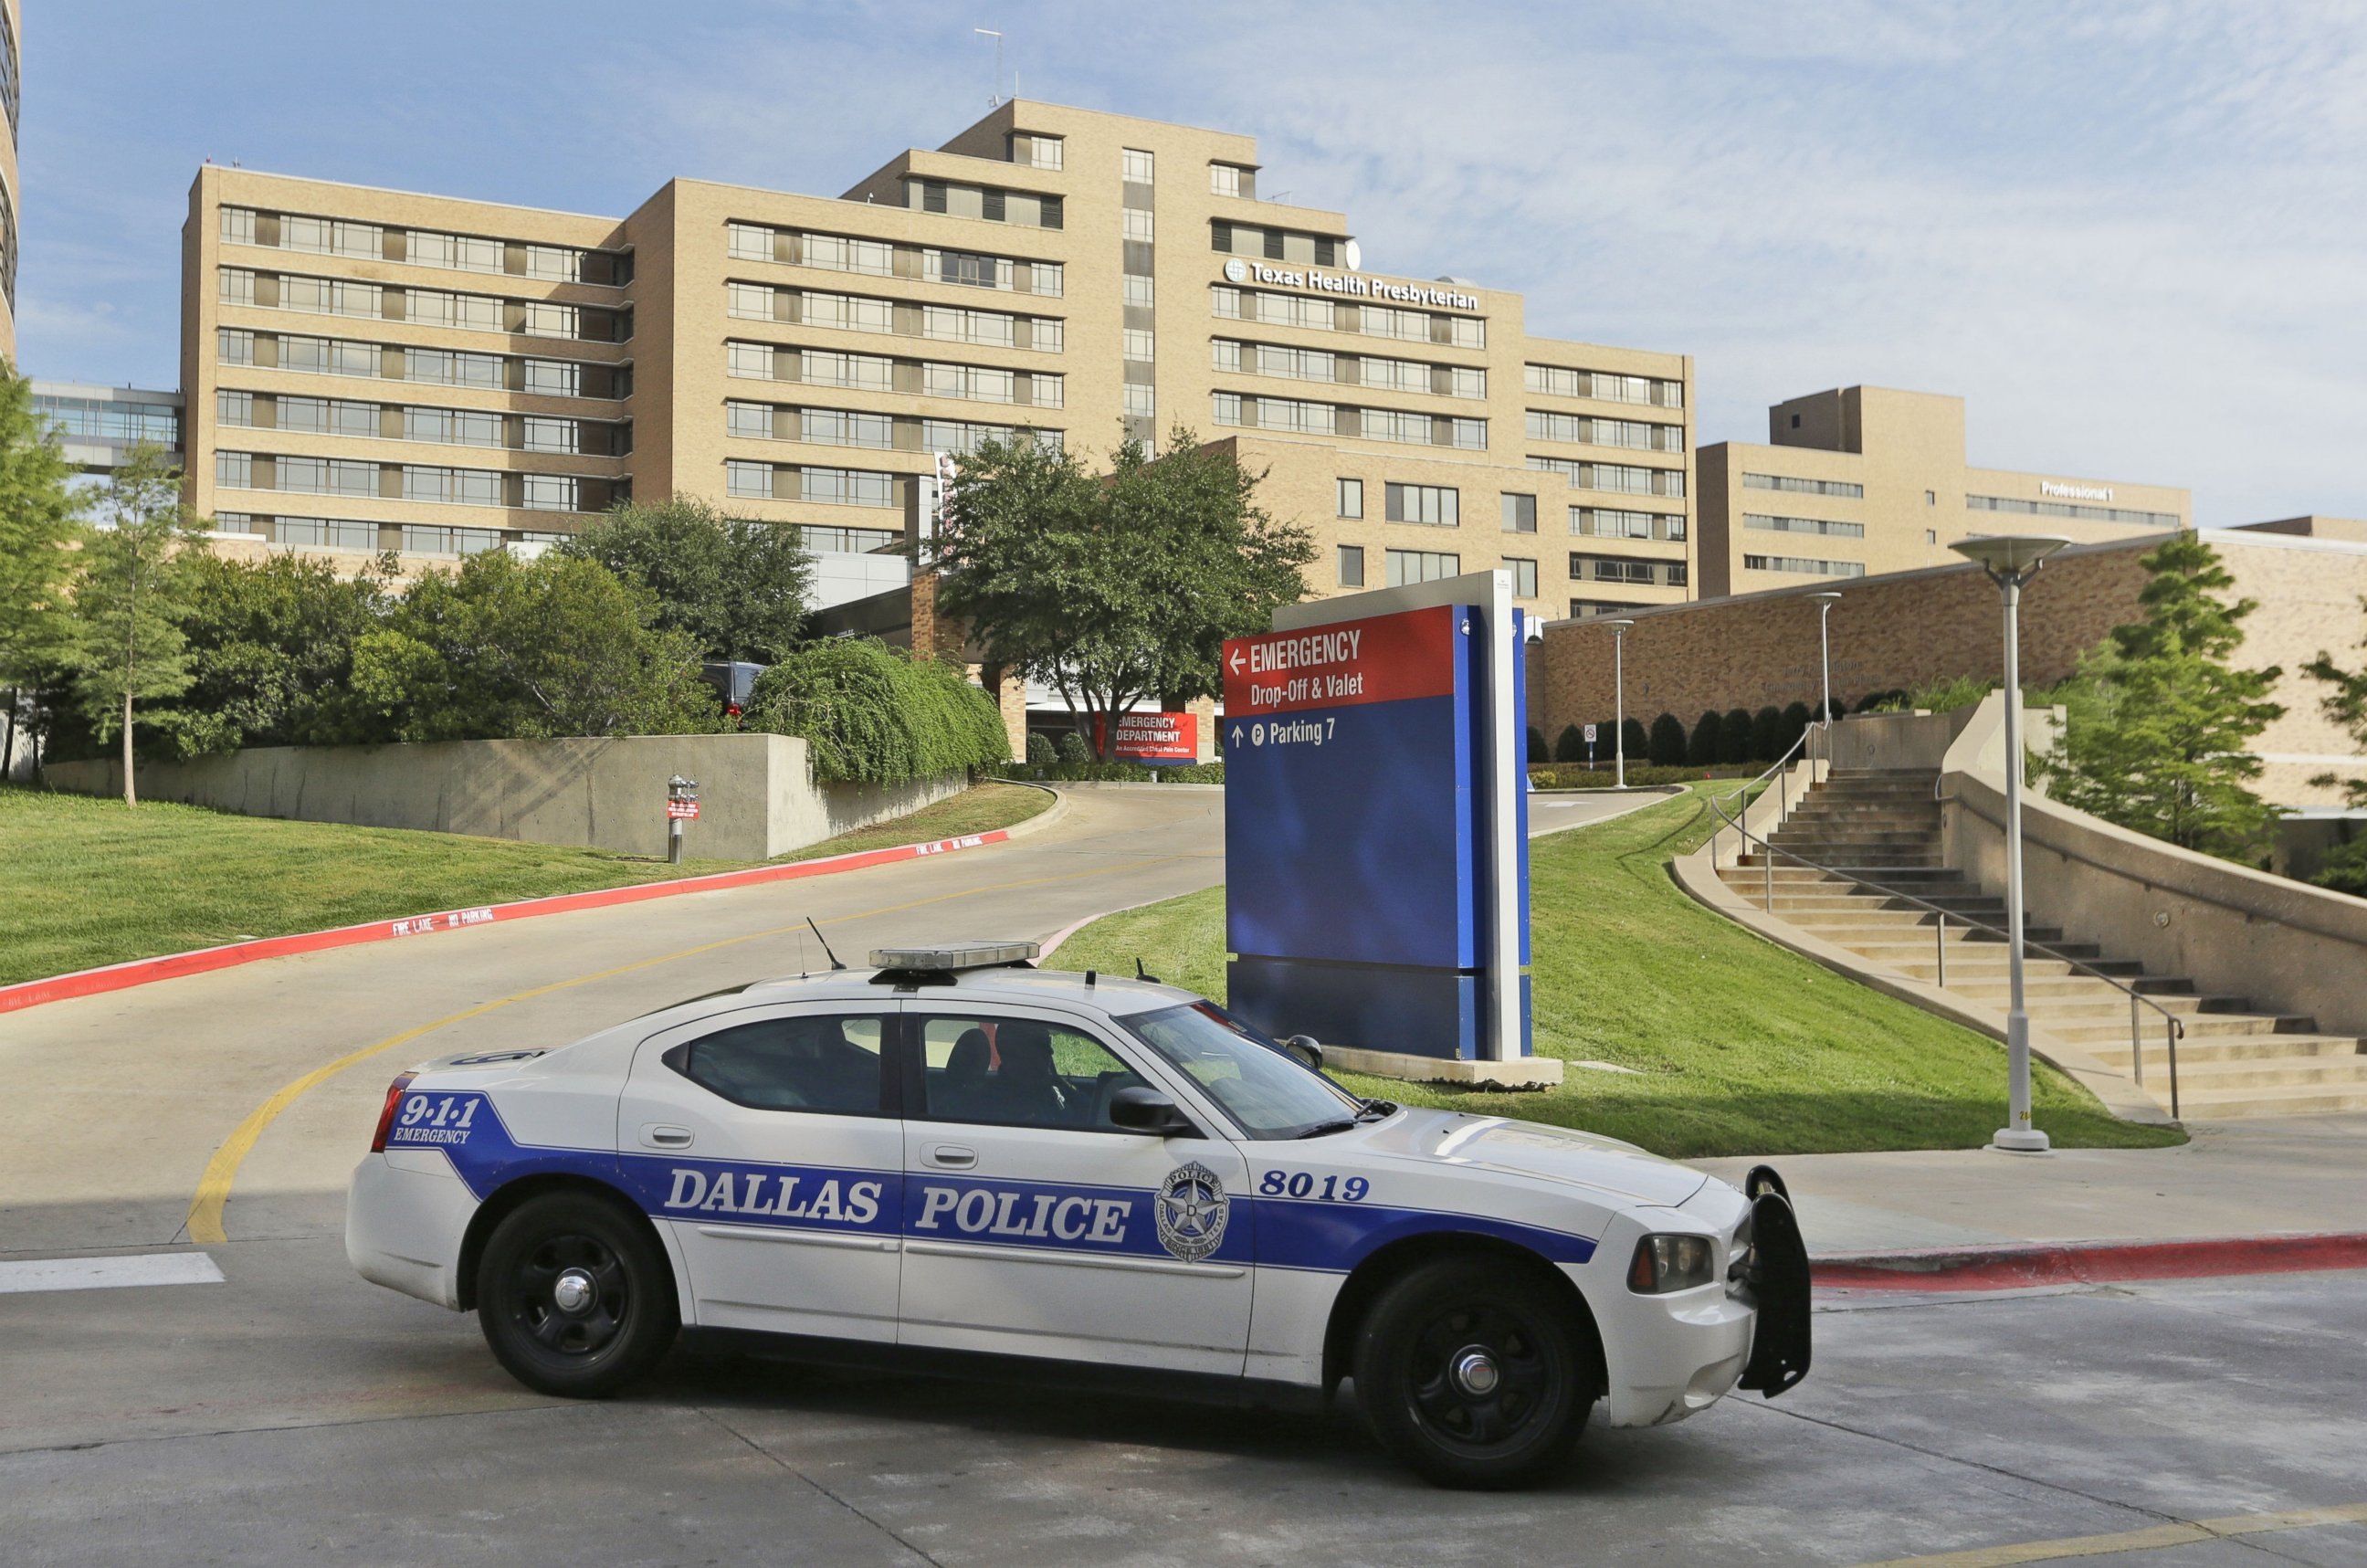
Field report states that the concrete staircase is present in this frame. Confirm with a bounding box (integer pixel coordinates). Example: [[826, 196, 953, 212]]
[[1719, 768, 2367, 1120]]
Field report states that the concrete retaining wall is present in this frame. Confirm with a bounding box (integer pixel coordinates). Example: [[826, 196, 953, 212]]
[[42, 734, 967, 862], [1944, 770, 2367, 1040]]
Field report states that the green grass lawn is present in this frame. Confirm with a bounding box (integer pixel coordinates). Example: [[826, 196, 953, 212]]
[[1048, 784, 2183, 1158], [0, 780, 1049, 987]]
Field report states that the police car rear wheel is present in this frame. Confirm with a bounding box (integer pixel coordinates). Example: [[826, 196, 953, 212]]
[[1352, 1258, 1591, 1489], [479, 1193, 678, 1397]]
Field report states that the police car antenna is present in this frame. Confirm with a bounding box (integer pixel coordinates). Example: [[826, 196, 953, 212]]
[[1134, 956, 1162, 984], [805, 917, 847, 971]]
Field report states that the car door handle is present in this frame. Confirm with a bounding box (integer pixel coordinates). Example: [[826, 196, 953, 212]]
[[923, 1144, 977, 1169], [641, 1124, 695, 1149]]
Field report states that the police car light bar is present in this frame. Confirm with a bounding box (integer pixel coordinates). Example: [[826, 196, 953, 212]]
[[867, 941, 1041, 972]]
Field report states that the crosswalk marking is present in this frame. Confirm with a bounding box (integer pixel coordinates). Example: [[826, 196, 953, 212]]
[[0, 1252, 226, 1294]]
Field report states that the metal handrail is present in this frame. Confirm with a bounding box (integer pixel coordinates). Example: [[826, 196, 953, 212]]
[[1707, 721, 1821, 859], [1709, 780, 2184, 1119]]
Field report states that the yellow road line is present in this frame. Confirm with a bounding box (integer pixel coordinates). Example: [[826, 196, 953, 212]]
[[184, 855, 1178, 1244], [1854, 1500, 2367, 1567]]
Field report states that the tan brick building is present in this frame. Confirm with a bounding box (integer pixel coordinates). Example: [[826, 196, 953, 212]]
[[179, 100, 1692, 624], [1530, 525, 2367, 808], [1696, 385, 2190, 600]]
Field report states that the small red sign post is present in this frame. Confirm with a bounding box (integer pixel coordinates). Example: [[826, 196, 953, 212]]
[[667, 800, 700, 820], [1092, 711, 1200, 764]]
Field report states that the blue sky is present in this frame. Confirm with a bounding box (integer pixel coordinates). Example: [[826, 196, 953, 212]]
[[21, 1, 2367, 524]]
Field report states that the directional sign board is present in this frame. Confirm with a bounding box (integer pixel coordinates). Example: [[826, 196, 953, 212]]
[[1223, 578, 1531, 1064], [1094, 710, 1199, 764]]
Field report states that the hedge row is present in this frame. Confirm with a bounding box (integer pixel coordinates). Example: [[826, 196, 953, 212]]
[[992, 760, 1226, 784], [742, 639, 1011, 784], [1526, 699, 1851, 770]]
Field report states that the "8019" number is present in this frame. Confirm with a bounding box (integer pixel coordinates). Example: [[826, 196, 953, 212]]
[[1258, 1171, 1368, 1202]]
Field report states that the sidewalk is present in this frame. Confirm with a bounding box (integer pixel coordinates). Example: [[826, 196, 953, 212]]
[[1693, 1114, 2367, 1262]]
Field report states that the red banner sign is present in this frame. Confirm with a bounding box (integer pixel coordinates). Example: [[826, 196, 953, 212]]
[[667, 800, 700, 820], [1222, 605, 1459, 719], [1094, 711, 1200, 763]]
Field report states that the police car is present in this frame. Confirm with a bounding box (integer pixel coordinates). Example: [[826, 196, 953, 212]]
[[348, 941, 1809, 1489]]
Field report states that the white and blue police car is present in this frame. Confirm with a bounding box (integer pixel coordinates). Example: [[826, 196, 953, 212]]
[[348, 941, 1809, 1489]]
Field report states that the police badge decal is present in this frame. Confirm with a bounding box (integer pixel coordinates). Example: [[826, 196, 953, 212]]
[[1154, 1163, 1229, 1264]]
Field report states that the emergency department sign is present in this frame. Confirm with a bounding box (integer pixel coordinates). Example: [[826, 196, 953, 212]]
[[1094, 710, 1200, 764], [1222, 584, 1531, 1063]]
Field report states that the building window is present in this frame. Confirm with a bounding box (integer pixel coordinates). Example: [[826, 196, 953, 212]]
[[1926, 489, 1937, 506], [216, 390, 254, 426], [728, 342, 774, 380], [1569, 599, 1646, 619], [1570, 552, 1666, 585], [1122, 328, 1155, 363], [1012, 134, 1063, 170], [218, 268, 257, 307], [521, 416, 580, 455], [520, 301, 581, 340], [520, 475, 580, 512], [522, 360, 582, 398], [403, 466, 500, 506], [1122, 208, 1154, 243], [1030, 374, 1064, 406], [275, 516, 379, 552], [1211, 392, 1241, 426], [936, 249, 1001, 289], [283, 216, 384, 259], [1968, 493, 2182, 528], [802, 467, 897, 508], [220, 206, 258, 246], [1385, 482, 1458, 527], [216, 451, 253, 489], [1742, 553, 1867, 578], [521, 245, 584, 282], [1504, 557, 1539, 598], [1926, 529, 1938, 545], [1500, 493, 1538, 534], [1744, 513, 1866, 539], [924, 363, 1016, 403], [1337, 478, 1363, 519], [1124, 274, 1153, 309], [804, 407, 895, 449], [804, 348, 895, 392], [1337, 545, 1365, 587], [727, 460, 773, 499], [1121, 148, 1155, 184], [726, 401, 774, 440], [802, 526, 899, 553], [407, 230, 505, 273], [216, 328, 257, 365], [1742, 473, 1864, 499], [728, 223, 773, 261], [402, 525, 501, 556], [805, 233, 896, 278], [1124, 384, 1156, 418], [1210, 164, 1244, 197], [1385, 548, 1460, 586], [727, 283, 773, 320]]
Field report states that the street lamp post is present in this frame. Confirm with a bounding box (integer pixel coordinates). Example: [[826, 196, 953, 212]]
[[1951, 534, 2073, 1154], [1604, 618, 1636, 789], [1811, 591, 1843, 780]]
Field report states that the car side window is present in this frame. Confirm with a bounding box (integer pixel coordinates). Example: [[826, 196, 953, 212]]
[[916, 1015, 1144, 1131], [668, 1013, 889, 1115]]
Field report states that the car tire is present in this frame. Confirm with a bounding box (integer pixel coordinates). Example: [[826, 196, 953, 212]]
[[478, 1191, 679, 1398], [1352, 1255, 1595, 1489]]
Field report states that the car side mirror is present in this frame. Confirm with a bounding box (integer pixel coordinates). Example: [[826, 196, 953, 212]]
[[1283, 1035, 1324, 1071], [1109, 1084, 1197, 1137]]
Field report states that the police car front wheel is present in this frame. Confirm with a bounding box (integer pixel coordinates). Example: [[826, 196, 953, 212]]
[[479, 1192, 679, 1397], [1352, 1258, 1594, 1489]]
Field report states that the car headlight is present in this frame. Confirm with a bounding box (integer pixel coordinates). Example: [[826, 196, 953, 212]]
[[1628, 1233, 1717, 1294]]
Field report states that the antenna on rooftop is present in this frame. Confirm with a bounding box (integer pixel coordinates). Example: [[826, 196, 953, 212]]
[[974, 28, 1005, 106]]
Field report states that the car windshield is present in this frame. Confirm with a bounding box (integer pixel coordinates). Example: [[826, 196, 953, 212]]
[[1122, 1003, 1364, 1140]]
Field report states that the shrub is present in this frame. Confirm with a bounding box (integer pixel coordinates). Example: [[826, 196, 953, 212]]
[[1752, 705, 1782, 760], [1907, 675, 1995, 712], [741, 637, 1008, 784], [1622, 716, 1648, 761], [1056, 731, 1092, 764], [1530, 762, 1754, 789], [1026, 730, 1056, 763], [1553, 723, 1587, 763], [1647, 712, 1688, 765], [1857, 689, 1910, 713], [1526, 725, 1547, 763], [1778, 700, 1813, 757], [1720, 707, 1754, 764], [1687, 710, 1723, 768]]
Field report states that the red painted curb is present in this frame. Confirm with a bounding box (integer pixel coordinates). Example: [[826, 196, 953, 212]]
[[0, 827, 1016, 1016], [1813, 1231, 2367, 1291]]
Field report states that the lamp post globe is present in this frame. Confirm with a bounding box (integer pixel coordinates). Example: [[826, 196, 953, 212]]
[[1950, 534, 2073, 1154], [1604, 619, 1636, 790]]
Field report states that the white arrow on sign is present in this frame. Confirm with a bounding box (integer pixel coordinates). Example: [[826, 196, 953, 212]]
[[1228, 648, 1245, 674], [1230, 724, 1244, 744]]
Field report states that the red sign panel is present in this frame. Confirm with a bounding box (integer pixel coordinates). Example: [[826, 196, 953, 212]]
[[1223, 605, 1459, 719], [667, 800, 700, 820], [1094, 711, 1200, 763]]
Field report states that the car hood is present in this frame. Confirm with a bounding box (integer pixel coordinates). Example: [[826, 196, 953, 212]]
[[1358, 1107, 1711, 1209]]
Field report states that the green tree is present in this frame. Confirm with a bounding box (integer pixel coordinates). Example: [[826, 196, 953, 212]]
[[931, 426, 1314, 760], [2038, 535, 2285, 858], [170, 550, 396, 754], [556, 495, 815, 662], [741, 637, 1007, 784], [1647, 711, 1687, 765], [63, 445, 202, 805], [350, 550, 719, 741], [1620, 715, 1647, 760], [1687, 710, 1723, 768], [2300, 604, 2367, 894], [1751, 705, 1782, 760], [1720, 707, 1754, 764], [1553, 722, 1586, 763], [1778, 700, 1813, 757], [0, 360, 88, 775]]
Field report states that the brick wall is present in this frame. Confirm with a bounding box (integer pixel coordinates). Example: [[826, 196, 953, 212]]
[[1531, 531, 2367, 806]]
